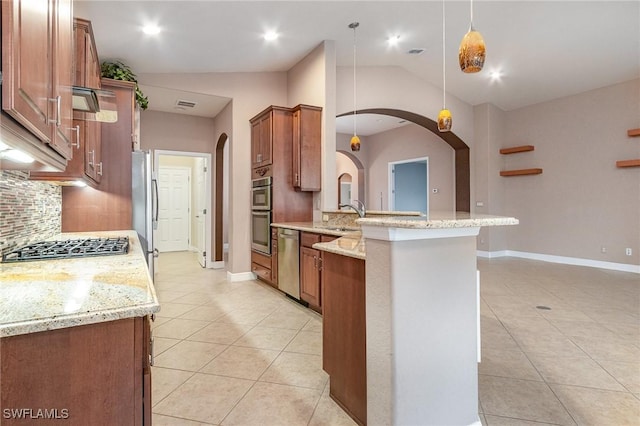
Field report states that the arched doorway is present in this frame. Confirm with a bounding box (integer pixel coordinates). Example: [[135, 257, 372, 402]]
[[214, 133, 228, 266], [336, 150, 366, 206], [337, 108, 470, 212]]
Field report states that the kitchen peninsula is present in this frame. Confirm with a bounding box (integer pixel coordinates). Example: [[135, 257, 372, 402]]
[[312, 212, 518, 426], [0, 230, 158, 425]]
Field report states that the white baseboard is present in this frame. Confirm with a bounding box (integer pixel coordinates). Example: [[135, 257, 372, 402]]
[[227, 270, 256, 282], [211, 260, 225, 269], [477, 249, 640, 274]]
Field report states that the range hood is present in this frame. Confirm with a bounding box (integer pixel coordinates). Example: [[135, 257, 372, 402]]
[[72, 86, 118, 123]]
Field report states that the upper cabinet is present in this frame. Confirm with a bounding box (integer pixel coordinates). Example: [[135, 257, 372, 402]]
[[292, 104, 322, 191], [251, 110, 273, 170], [30, 18, 103, 186], [1, 0, 74, 161]]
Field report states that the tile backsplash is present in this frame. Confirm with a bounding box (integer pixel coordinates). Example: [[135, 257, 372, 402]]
[[0, 171, 61, 257]]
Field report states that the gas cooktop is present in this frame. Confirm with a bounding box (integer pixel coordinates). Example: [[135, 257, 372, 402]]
[[2, 237, 129, 263]]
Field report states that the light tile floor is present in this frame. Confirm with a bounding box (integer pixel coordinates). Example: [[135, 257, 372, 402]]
[[152, 252, 640, 425]]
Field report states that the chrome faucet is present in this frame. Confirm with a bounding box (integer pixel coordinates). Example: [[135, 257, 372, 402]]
[[339, 200, 366, 218]]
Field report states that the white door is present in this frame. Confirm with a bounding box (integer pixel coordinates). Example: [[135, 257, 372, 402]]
[[157, 166, 191, 252], [194, 158, 207, 267]]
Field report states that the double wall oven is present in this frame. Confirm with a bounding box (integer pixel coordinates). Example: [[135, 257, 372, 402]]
[[251, 177, 272, 254]]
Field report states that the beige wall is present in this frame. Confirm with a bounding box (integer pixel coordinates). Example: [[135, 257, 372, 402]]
[[139, 72, 288, 275], [140, 110, 216, 259], [288, 41, 337, 217], [501, 79, 640, 265], [336, 151, 360, 203], [363, 123, 455, 212], [213, 101, 233, 251]]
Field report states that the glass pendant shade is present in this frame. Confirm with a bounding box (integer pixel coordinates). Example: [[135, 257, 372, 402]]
[[458, 26, 486, 73], [437, 109, 452, 132], [350, 135, 361, 151]]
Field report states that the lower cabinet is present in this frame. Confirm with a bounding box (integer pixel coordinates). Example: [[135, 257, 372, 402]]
[[251, 250, 275, 287], [300, 233, 337, 313], [322, 251, 367, 426], [0, 316, 151, 425]]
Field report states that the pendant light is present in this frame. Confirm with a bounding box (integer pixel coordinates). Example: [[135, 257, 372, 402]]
[[349, 22, 361, 152], [438, 0, 452, 132], [458, 0, 486, 73]]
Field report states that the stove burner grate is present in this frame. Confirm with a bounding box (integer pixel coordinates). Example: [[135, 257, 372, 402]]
[[2, 237, 129, 263]]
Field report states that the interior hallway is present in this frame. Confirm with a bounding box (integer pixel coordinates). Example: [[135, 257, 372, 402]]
[[150, 252, 639, 425]]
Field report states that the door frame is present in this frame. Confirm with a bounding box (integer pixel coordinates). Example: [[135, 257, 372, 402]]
[[388, 156, 429, 213], [154, 149, 213, 268]]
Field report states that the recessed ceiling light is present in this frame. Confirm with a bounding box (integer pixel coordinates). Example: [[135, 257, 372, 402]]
[[489, 70, 503, 81], [264, 31, 279, 41], [142, 24, 161, 35], [387, 35, 401, 46]]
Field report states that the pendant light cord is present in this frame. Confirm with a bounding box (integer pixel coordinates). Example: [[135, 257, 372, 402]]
[[442, 0, 446, 109], [352, 23, 358, 137]]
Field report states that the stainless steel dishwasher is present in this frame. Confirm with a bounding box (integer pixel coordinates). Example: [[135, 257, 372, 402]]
[[277, 228, 300, 299]]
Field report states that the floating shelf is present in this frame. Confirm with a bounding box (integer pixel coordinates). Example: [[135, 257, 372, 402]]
[[616, 159, 640, 168], [499, 145, 535, 155], [500, 168, 543, 177], [627, 128, 640, 137]]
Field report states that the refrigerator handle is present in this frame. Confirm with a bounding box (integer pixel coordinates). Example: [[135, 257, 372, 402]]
[[152, 177, 159, 229]]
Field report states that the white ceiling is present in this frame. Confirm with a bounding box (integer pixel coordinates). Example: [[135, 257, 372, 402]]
[[76, 0, 639, 127]]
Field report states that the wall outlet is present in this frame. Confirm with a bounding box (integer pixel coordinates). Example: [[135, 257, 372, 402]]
[[601, 247, 607, 253], [626, 248, 633, 256]]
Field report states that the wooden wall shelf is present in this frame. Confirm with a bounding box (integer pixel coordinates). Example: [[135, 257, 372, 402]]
[[627, 128, 640, 137], [500, 168, 543, 177], [500, 145, 535, 155], [616, 159, 640, 168]]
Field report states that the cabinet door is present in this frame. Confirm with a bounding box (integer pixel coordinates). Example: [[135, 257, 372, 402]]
[[292, 109, 301, 187], [300, 246, 321, 308], [50, 0, 74, 159], [292, 105, 322, 191], [1, 0, 54, 143], [84, 120, 103, 183], [251, 119, 261, 167], [259, 113, 273, 167]]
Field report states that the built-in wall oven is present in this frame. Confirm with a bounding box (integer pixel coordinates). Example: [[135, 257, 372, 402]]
[[251, 177, 272, 254]]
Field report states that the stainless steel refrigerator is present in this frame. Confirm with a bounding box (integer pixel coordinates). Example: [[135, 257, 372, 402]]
[[132, 150, 158, 278]]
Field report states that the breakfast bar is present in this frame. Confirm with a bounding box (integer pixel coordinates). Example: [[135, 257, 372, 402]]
[[314, 212, 518, 426]]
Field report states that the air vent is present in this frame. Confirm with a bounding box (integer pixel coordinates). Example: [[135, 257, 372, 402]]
[[175, 99, 197, 108], [407, 48, 425, 55]]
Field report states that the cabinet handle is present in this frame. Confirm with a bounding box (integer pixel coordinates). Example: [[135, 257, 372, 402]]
[[47, 96, 61, 126], [295, 173, 299, 185], [257, 153, 262, 163], [313, 255, 317, 269], [70, 125, 80, 149], [318, 257, 323, 272], [149, 335, 155, 367], [88, 150, 95, 167], [97, 162, 103, 176]]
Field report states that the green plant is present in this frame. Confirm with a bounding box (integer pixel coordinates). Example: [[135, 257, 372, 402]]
[[100, 61, 149, 110]]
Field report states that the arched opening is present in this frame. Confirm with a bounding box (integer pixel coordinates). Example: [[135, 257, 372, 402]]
[[338, 173, 352, 206], [336, 150, 366, 206], [337, 108, 470, 212], [214, 133, 228, 265]]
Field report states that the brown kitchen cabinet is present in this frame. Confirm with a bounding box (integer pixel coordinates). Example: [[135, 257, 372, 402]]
[[30, 18, 103, 187], [1, 0, 74, 161], [250, 110, 274, 169], [322, 251, 367, 425], [291, 105, 322, 191], [0, 316, 152, 425], [300, 232, 336, 312], [61, 79, 136, 232], [252, 249, 275, 287]]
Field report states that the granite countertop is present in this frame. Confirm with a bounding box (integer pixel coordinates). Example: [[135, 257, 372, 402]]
[[0, 230, 160, 338], [271, 222, 361, 237], [313, 235, 366, 260], [357, 211, 519, 229]]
